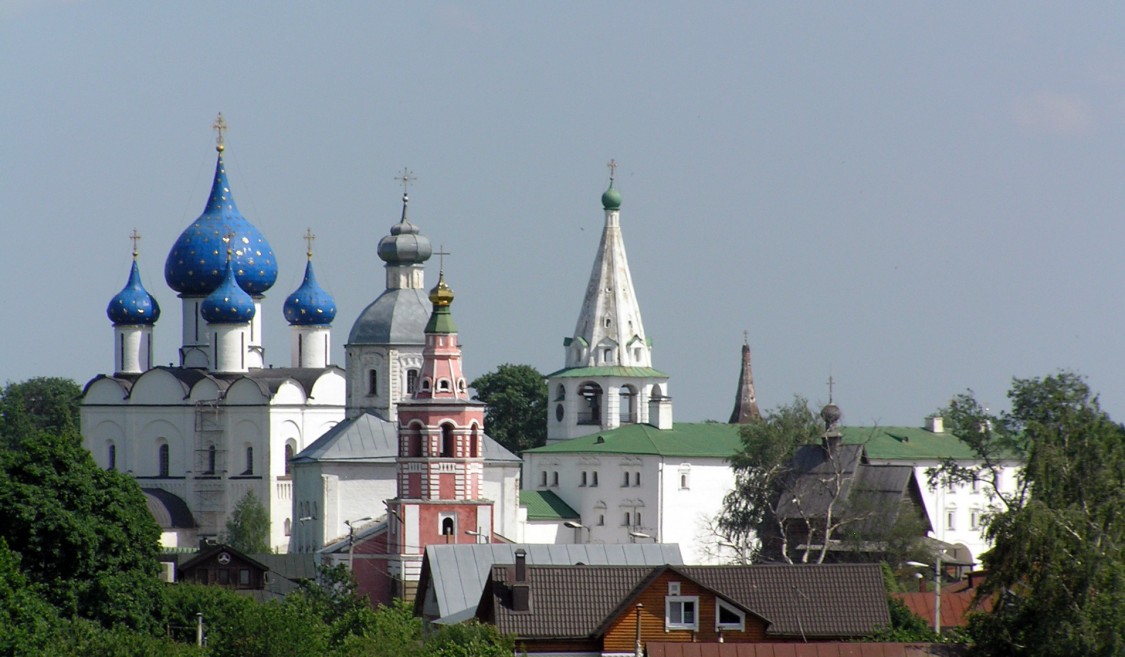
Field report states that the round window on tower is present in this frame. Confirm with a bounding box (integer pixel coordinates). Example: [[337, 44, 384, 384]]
[[555, 403, 564, 422]]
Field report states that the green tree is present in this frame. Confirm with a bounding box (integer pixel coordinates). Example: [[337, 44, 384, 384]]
[[933, 373, 1125, 656], [223, 490, 271, 554], [717, 396, 822, 562], [423, 621, 516, 657], [0, 425, 163, 631], [0, 377, 81, 448], [470, 364, 547, 453]]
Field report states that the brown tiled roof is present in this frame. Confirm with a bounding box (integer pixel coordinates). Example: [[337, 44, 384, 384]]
[[480, 563, 890, 640], [680, 564, 891, 637], [647, 642, 966, 657], [483, 564, 658, 638]]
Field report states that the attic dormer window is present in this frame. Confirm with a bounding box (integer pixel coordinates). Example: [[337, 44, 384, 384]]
[[716, 600, 745, 631]]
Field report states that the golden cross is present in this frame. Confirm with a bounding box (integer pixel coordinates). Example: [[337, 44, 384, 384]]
[[213, 113, 228, 152], [607, 158, 617, 182], [395, 168, 415, 194], [129, 228, 141, 258], [303, 228, 316, 259]]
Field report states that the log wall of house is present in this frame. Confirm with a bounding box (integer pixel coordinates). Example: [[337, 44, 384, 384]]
[[602, 571, 768, 652]]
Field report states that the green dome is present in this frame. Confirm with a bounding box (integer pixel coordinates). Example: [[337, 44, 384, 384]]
[[601, 183, 622, 211]]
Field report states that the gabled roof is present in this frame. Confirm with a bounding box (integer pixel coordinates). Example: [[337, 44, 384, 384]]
[[520, 490, 580, 521], [679, 564, 890, 637], [525, 422, 742, 458], [776, 444, 926, 534], [415, 543, 683, 623], [480, 563, 890, 640], [844, 425, 997, 461], [293, 411, 520, 464]]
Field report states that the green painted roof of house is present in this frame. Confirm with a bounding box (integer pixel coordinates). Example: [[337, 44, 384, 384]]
[[519, 490, 580, 521], [843, 426, 993, 461], [545, 366, 669, 379], [524, 422, 743, 458]]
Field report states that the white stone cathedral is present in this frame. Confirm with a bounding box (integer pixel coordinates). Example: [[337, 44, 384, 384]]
[[82, 124, 346, 552], [82, 122, 521, 554]]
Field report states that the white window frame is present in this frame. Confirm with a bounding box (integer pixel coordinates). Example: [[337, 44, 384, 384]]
[[715, 599, 745, 632], [665, 595, 699, 631]]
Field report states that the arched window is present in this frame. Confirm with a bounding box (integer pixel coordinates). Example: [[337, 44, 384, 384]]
[[555, 384, 566, 401], [408, 432, 423, 457], [437, 379, 451, 392], [603, 348, 613, 363], [422, 378, 432, 391], [284, 518, 292, 536], [592, 471, 599, 487], [158, 444, 170, 477], [284, 443, 295, 476], [619, 385, 637, 424], [368, 370, 378, 396], [578, 382, 603, 425], [107, 443, 116, 471], [206, 444, 216, 474], [441, 424, 456, 457], [470, 426, 480, 458], [406, 369, 419, 394], [442, 518, 455, 535], [244, 446, 254, 475]]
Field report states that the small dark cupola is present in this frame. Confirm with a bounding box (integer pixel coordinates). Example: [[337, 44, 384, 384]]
[[821, 376, 843, 452]]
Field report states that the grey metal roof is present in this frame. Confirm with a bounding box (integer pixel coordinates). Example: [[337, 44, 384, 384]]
[[347, 288, 430, 345], [293, 412, 521, 464], [142, 488, 196, 528], [417, 543, 684, 622], [293, 412, 399, 463]]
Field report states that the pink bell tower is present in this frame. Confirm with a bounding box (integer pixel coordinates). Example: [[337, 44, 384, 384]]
[[385, 271, 493, 586]]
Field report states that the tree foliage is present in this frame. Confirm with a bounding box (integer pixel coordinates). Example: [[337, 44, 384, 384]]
[[223, 490, 271, 554], [0, 377, 82, 449], [933, 372, 1125, 656], [470, 363, 547, 453], [0, 425, 163, 631], [717, 396, 822, 562]]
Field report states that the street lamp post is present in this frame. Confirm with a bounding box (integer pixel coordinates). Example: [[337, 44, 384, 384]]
[[344, 516, 372, 574], [908, 550, 948, 635], [564, 520, 591, 543]]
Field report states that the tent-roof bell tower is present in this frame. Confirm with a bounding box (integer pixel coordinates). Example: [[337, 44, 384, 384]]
[[546, 161, 671, 443]]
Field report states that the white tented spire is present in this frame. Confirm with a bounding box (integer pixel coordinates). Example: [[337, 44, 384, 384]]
[[566, 167, 650, 369], [547, 162, 671, 443]]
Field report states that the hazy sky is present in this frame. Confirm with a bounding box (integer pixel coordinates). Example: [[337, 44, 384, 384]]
[[4, 2, 1125, 427]]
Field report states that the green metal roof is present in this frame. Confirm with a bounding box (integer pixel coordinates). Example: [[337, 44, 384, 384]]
[[524, 422, 743, 458], [525, 423, 998, 463], [519, 490, 580, 521], [545, 365, 669, 379], [843, 426, 993, 461]]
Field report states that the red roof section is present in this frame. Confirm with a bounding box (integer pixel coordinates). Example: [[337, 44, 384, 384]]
[[647, 642, 965, 657]]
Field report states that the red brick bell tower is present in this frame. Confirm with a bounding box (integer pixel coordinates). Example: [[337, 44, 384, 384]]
[[384, 271, 494, 589]]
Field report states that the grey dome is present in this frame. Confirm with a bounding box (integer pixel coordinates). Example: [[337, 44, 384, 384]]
[[347, 288, 430, 345], [377, 194, 433, 265]]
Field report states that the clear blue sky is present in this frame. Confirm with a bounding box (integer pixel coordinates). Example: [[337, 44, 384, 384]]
[[4, 1, 1124, 426]]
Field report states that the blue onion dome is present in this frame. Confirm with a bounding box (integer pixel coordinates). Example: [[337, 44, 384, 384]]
[[107, 259, 161, 325], [378, 193, 433, 265], [165, 148, 278, 296], [201, 256, 256, 323], [284, 257, 337, 326], [601, 180, 622, 211]]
